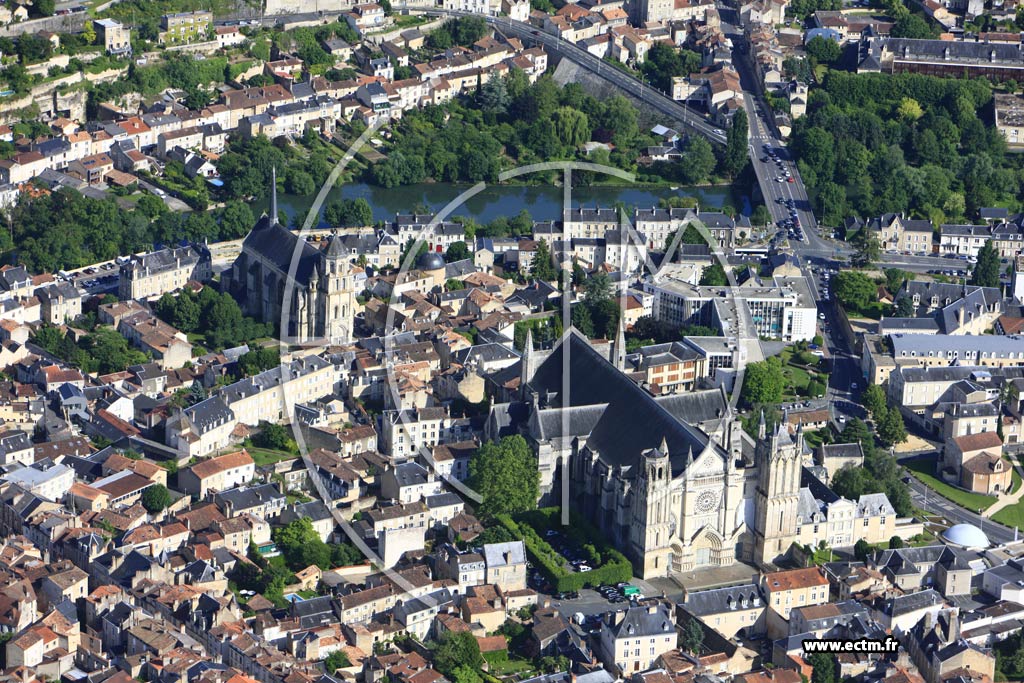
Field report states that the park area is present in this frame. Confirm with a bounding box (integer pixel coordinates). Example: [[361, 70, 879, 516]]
[[903, 455, 997, 512]]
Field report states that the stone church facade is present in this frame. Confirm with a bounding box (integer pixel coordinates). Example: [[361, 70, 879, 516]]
[[487, 327, 803, 577], [222, 172, 358, 345]]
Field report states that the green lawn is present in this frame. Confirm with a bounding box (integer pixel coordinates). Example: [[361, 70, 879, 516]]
[[393, 14, 429, 28], [487, 658, 534, 676], [993, 503, 1024, 530], [904, 456, 997, 512], [246, 447, 299, 467], [803, 428, 829, 449], [778, 347, 829, 400], [1011, 465, 1022, 495]]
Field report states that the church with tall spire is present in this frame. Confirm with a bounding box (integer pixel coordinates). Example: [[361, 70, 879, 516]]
[[221, 169, 358, 344], [486, 325, 806, 577]]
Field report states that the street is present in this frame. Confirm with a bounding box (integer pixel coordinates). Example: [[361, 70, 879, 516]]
[[900, 466, 1020, 545]]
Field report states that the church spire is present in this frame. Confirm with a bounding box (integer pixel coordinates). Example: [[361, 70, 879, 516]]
[[757, 409, 767, 440], [270, 166, 278, 225], [613, 313, 626, 372], [660, 435, 669, 456], [520, 326, 533, 390]]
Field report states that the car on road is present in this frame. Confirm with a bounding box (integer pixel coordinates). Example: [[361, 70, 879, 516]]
[[787, 177, 795, 183], [818, 313, 826, 320], [851, 382, 859, 390], [714, 129, 724, 135]]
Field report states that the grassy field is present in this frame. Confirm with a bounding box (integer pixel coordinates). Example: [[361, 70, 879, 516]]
[[487, 657, 534, 676], [904, 456, 997, 512], [993, 504, 1024, 530], [247, 447, 299, 467], [778, 346, 829, 400], [1012, 466, 1022, 495]]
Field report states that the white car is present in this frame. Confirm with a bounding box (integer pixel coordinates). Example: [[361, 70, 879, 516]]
[[851, 382, 859, 390], [714, 129, 724, 135]]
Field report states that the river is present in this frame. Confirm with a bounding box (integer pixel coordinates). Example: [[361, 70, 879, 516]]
[[264, 181, 738, 226]]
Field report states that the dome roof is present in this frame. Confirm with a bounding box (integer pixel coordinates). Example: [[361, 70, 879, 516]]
[[942, 523, 990, 548], [418, 251, 446, 271]]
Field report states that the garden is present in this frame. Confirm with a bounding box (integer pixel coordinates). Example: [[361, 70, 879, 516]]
[[494, 507, 633, 592]]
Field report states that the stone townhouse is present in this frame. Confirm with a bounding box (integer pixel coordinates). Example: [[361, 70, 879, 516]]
[[179, 449, 256, 497]]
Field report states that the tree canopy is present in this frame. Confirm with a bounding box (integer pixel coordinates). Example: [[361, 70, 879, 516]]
[[739, 357, 785, 408], [468, 435, 540, 519], [141, 484, 171, 513]]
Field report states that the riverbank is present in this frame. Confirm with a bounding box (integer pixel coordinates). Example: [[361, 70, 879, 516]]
[[258, 180, 743, 226]]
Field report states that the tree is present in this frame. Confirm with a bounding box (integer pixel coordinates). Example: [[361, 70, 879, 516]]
[[809, 651, 837, 683], [853, 539, 873, 562], [82, 20, 96, 45], [274, 517, 331, 570], [892, 13, 937, 38], [32, 0, 55, 17], [445, 241, 471, 263], [805, 35, 841, 64], [897, 97, 924, 122], [219, 201, 256, 239], [255, 422, 296, 453], [849, 228, 881, 268], [323, 651, 351, 673], [141, 484, 171, 513], [972, 240, 1001, 288], [433, 632, 483, 677], [679, 137, 716, 184], [324, 198, 373, 227], [468, 435, 540, 519], [699, 262, 727, 286], [682, 618, 703, 655], [571, 304, 595, 337], [739, 357, 785, 408], [816, 182, 847, 227], [531, 239, 558, 281], [450, 667, 482, 683], [833, 271, 877, 311], [584, 270, 612, 304], [862, 384, 887, 419], [889, 535, 905, 549], [721, 108, 749, 177], [751, 205, 772, 227], [238, 347, 280, 376], [551, 107, 590, 149], [878, 408, 908, 447]]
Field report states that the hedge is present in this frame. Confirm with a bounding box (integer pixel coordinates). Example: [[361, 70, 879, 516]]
[[497, 508, 633, 592]]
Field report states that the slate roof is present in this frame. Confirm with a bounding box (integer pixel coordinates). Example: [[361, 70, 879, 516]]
[[526, 330, 724, 473], [242, 214, 322, 286], [605, 604, 675, 639]]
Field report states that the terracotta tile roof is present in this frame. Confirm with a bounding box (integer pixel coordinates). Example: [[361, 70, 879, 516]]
[[763, 567, 829, 592]]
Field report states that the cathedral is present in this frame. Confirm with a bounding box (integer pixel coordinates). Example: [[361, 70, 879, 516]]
[[486, 326, 804, 577], [222, 170, 358, 345]]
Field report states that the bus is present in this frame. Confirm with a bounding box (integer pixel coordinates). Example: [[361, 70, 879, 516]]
[[734, 247, 769, 258]]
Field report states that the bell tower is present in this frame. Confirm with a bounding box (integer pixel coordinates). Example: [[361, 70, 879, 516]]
[[631, 437, 674, 576], [752, 414, 802, 568], [323, 232, 354, 344]]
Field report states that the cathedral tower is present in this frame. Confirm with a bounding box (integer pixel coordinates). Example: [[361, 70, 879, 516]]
[[752, 414, 802, 567], [630, 438, 674, 576], [323, 232, 355, 344]]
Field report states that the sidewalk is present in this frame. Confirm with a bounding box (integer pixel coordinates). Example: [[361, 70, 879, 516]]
[[982, 454, 1024, 518]]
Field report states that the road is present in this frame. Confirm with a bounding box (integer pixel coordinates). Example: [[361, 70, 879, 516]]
[[900, 465, 1020, 545]]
